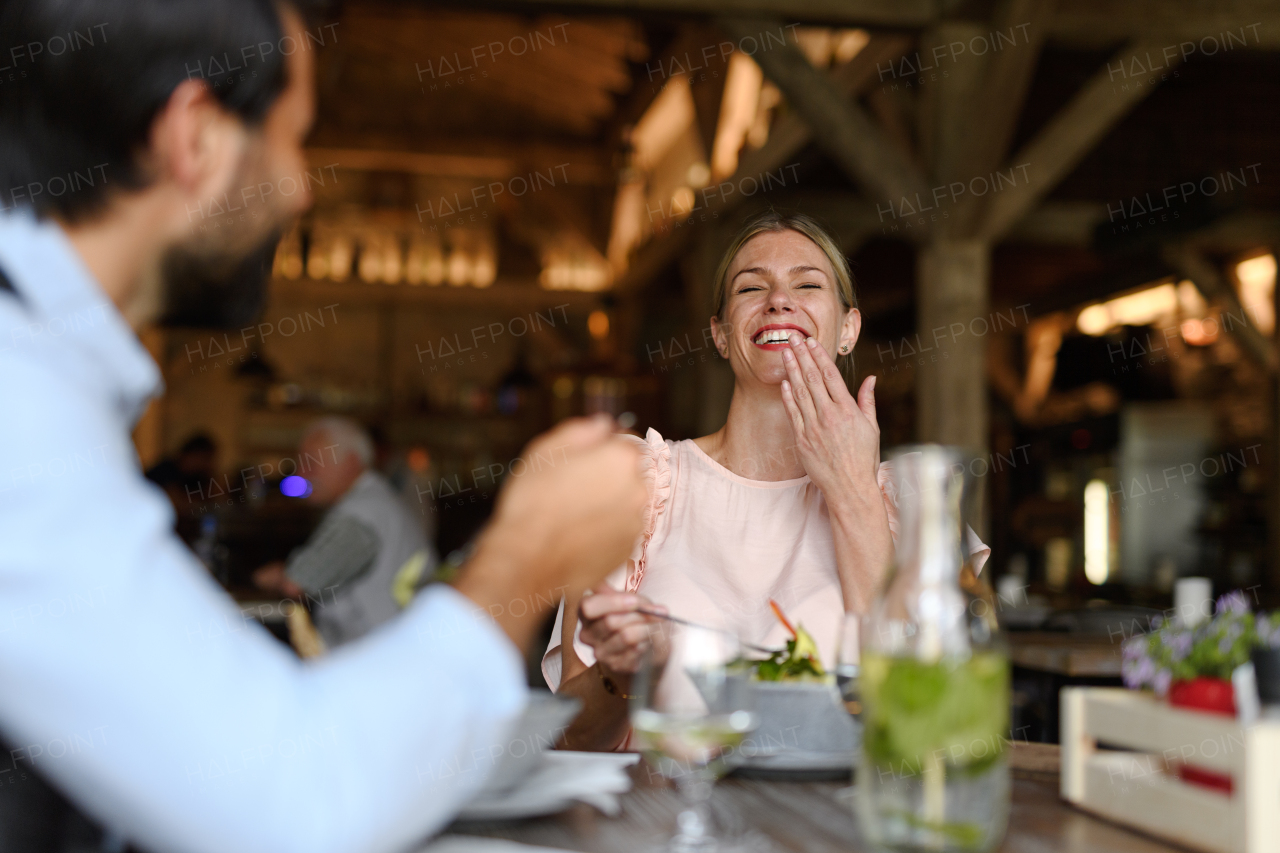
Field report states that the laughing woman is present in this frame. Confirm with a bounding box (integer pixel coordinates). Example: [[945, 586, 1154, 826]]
[[544, 211, 988, 750]]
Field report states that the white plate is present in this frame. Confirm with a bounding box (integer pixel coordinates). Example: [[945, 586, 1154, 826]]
[[457, 752, 639, 822]]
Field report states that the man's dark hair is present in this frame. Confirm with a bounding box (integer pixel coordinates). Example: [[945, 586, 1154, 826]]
[[0, 0, 297, 223]]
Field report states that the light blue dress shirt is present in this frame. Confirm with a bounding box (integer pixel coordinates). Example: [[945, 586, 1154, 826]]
[[0, 211, 528, 853]]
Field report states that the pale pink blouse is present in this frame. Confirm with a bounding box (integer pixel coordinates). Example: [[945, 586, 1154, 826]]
[[541, 428, 990, 691]]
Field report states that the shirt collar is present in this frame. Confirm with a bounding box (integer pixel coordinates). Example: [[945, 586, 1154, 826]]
[[0, 211, 162, 426]]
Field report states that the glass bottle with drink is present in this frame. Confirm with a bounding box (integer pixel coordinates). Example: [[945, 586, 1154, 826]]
[[857, 445, 1010, 852]]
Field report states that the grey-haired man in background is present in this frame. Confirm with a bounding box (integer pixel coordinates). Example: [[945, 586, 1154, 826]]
[[254, 417, 438, 647]]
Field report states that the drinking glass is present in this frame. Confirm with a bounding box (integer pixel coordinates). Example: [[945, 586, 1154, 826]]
[[836, 612, 861, 718], [630, 622, 757, 853]]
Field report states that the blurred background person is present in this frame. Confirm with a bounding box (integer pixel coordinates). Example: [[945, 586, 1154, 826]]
[[144, 432, 219, 515], [253, 417, 437, 647]]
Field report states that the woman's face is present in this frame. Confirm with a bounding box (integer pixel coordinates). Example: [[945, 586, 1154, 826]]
[[711, 229, 860, 387]]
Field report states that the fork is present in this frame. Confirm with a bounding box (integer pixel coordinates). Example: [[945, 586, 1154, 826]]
[[634, 607, 777, 655]]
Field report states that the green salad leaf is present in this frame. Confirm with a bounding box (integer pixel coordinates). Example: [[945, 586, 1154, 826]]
[[749, 624, 828, 682]]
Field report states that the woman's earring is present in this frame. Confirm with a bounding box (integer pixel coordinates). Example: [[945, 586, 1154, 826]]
[[839, 343, 850, 354]]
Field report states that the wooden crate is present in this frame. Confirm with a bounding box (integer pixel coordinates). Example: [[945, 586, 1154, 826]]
[[1061, 687, 1280, 853]]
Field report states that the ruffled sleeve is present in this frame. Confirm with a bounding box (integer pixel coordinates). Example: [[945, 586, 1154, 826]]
[[875, 458, 991, 574], [540, 428, 672, 692], [620, 428, 673, 593]]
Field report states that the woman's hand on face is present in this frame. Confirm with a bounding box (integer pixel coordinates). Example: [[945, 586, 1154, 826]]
[[577, 584, 668, 680], [779, 334, 881, 500]]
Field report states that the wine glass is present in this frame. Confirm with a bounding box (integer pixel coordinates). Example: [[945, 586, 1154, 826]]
[[630, 622, 757, 853]]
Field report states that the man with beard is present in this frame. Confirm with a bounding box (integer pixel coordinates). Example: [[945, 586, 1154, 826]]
[[0, 2, 647, 853]]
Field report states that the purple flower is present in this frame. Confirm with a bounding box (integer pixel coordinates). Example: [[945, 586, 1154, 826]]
[[1216, 590, 1250, 617], [1135, 657, 1155, 686], [1153, 668, 1172, 696]]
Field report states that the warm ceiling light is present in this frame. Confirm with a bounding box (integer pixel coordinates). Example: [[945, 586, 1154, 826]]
[[423, 245, 444, 286], [631, 74, 695, 173], [1108, 283, 1177, 326], [588, 309, 610, 340], [1083, 479, 1110, 585], [472, 252, 496, 288], [1077, 304, 1111, 336], [358, 244, 382, 283], [1236, 253, 1276, 335], [711, 52, 763, 180], [1077, 283, 1178, 335], [446, 250, 471, 287], [306, 242, 329, 280], [1181, 318, 1219, 346], [328, 237, 351, 282], [747, 82, 780, 149], [606, 179, 646, 273], [833, 29, 869, 64], [405, 242, 423, 285], [1177, 279, 1206, 315], [281, 254, 303, 279], [274, 232, 304, 279], [382, 242, 402, 284], [670, 186, 695, 215]]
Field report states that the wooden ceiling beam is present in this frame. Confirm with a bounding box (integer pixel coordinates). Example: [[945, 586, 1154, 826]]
[[1163, 244, 1276, 372], [1048, 2, 1280, 48], [447, 0, 940, 28], [976, 39, 1185, 243], [612, 32, 912, 292], [1182, 212, 1280, 254], [951, 0, 1056, 237], [718, 18, 930, 221], [451, 0, 1280, 48]]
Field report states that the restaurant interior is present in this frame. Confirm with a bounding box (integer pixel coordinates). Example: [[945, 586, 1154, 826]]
[[134, 0, 1280, 754]]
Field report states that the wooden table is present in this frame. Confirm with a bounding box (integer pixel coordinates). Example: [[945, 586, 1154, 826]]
[[451, 748, 1182, 853], [1007, 633, 1125, 742], [1008, 633, 1122, 678]]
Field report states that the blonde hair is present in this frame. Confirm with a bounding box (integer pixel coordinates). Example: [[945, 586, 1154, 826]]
[[711, 210, 858, 374]]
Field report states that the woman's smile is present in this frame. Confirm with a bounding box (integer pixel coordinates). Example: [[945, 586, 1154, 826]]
[[751, 323, 811, 350]]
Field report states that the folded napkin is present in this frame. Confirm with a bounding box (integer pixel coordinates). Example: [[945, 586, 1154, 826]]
[[457, 751, 639, 821]]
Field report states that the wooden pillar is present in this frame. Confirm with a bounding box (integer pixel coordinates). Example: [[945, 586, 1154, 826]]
[[916, 238, 990, 451], [915, 23, 992, 455]]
